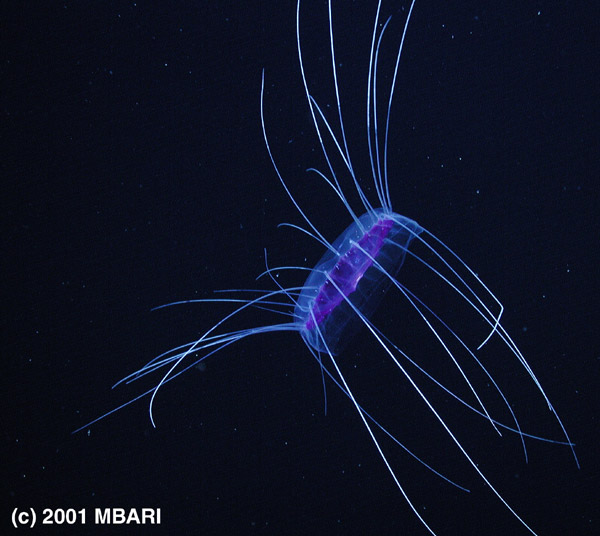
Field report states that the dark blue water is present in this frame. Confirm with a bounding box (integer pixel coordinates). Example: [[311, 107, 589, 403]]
[[4, 2, 597, 535]]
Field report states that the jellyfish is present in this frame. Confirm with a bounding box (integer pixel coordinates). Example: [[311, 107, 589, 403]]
[[75, 2, 577, 534]]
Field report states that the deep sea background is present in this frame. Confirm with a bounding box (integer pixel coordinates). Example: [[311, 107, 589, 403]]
[[4, 1, 598, 535]]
